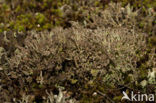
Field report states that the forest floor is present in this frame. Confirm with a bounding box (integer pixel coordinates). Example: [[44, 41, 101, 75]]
[[0, 1, 156, 103]]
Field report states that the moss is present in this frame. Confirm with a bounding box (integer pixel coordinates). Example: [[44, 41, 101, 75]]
[[120, 0, 156, 9], [43, 23, 52, 29], [35, 13, 46, 25], [94, 1, 101, 7], [139, 22, 145, 28]]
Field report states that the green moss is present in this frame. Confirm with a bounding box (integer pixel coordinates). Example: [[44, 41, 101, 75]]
[[35, 13, 46, 25], [94, 1, 101, 7], [113, 95, 122, 102], [1, 4, 10, 11], [14, 24, 25, 32], [139, 22, 145, 28], [0, 29, 3, 33], [15, 5, 21, 13], [43, 23, 52, 29], [38, 84, 45, 89]]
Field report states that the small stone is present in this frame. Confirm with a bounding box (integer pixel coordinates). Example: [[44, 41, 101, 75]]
[[92, 92, 97, 96], [37, 24, 40, 27]]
